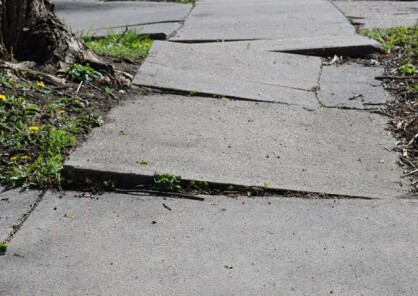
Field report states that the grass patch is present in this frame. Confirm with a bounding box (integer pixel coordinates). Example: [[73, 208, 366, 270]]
[[1, 30, 149, 190], [364, 25, 418, 76], [175, 0, 194, 3], [82, 29, 152, 61], [0, 74, 103, 188]]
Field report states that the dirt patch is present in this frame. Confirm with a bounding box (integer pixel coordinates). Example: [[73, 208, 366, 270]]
[[377, 55, 418, 192]]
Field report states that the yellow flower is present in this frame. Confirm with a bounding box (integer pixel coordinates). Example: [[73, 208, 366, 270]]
[[36, 81, 45, 89], [21, 156, 29, 161], [28, 125, 39, 132], [0, 94, 6, 101], [57, 109, 65, 115], [10, 156, 17, 161]]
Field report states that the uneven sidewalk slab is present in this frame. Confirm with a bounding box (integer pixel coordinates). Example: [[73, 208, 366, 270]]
[[2, 192, 418, 295], [333, 1, 418, 29], [199, 35, 381, 57], [134, 41, 321, 107], [0, 188, 41, 242], [171, 0, 378, 54], [319, 63, 391, 109], [55, 1, 192, 38], [64, 94, 405, 198]]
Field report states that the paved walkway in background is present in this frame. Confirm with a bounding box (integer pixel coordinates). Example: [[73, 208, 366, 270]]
[[54, 0, 192, 38], [334, 0, 418, 29], [3, 1, 418, 295]]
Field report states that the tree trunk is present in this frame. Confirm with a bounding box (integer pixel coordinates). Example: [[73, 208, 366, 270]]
[[0, 0, 109, 70]]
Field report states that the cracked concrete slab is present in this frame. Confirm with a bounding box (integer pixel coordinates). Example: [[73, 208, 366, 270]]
[[0, 188, 41, 242], [64, 94, 405, 199], [171, 0, 378, 54], [54, 1, 192, 38], [333, 1, 418, 29], [2, 192, 418, 295], [319, 63, 392, 109], [134, 41, 321, 107]]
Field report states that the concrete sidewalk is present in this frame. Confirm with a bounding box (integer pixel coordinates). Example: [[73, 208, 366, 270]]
[[3, 0, 418, 295], [54, 0, 192, 38], [2, 191, 418, 295]]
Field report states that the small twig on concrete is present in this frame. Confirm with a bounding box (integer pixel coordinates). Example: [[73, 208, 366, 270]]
[[403, 169, 418, 177], [348, 94, 363, 101], [163, 203, 172, 211]]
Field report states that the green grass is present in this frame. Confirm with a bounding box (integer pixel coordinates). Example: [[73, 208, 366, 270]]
[[0, 74, 103, 188], [364, 25, 418, 77], [82, 29, 152, 61], [175, 0, 194, 3], [1, 29, 153, 189]]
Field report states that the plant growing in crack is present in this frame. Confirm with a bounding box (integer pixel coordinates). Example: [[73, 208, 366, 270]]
[[0, 242, 7, 255], [154, 173, 181, 191]]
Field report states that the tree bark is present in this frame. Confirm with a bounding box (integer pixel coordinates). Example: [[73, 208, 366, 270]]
[[0, 0, 109, 71]]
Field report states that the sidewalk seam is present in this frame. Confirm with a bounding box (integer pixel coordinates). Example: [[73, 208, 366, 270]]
[[4, 190, 47, 244]]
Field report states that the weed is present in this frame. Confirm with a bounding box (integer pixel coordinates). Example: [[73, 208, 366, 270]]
[[0, 242, 7, 255], [103, 180, 115, 191], [248, 186, 265, 196], [65, 63, 102, 83], [154, 173, 181, 191], [399, 64, 416, 76], [104, 87, 114, 96], [188, 180, 209, 190], [82, 29, 152, 61], [364, 25, 418, 77]]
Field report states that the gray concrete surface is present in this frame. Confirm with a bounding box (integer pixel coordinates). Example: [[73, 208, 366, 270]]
[[319, 62, 392, 109], [2, 191, 418, 295], [0, 188, 40, 242], [172, 0, 366, 44], [201, 35, 382, 56], [334, 1, 418, 29], [55, 1, 192, 38], [134, 41, 321, 107], [64, 94, 405, 199]]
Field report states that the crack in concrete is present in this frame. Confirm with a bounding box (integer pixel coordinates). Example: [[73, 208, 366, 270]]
[[63, 166, 376, 200], [168, 0, 196, 39], [3, 191, 46, 244], [133, 85, 298, 107], [313, 60, 324, 105]]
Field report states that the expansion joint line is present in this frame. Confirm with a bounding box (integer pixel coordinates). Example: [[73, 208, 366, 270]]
[[4, 190, 47, 244]]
